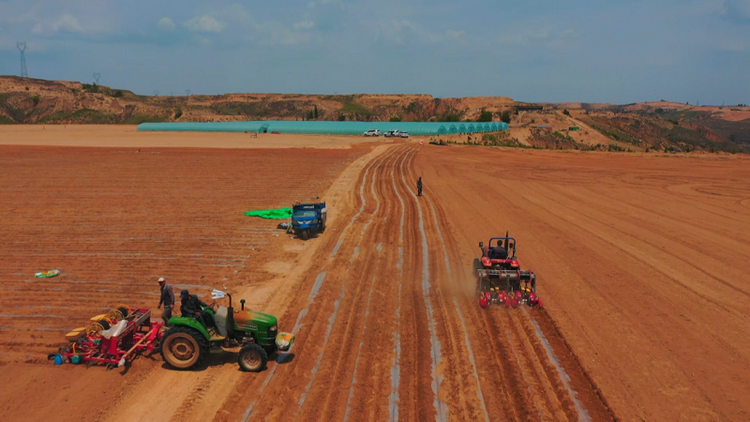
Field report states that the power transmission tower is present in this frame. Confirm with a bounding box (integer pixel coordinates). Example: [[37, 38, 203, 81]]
[[186, 89, 191, 97], [17, 42, 28, 78], [93, 73, 101, 84], [154, 90, 159, 96]]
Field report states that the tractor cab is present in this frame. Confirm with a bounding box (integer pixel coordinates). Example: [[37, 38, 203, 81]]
[[479, 235, 519, 270]]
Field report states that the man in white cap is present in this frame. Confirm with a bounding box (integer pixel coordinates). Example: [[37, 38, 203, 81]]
[[157, 277, 175, 325]]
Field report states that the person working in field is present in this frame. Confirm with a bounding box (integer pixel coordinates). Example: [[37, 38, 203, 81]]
[[157, 277, 175, 325], [491, 243, 508, 259], [417, 176, 423, 197], [180, 289, 215, 329]]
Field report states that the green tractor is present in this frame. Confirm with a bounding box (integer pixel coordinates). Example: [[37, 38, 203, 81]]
[[160, 290, 295, 372]]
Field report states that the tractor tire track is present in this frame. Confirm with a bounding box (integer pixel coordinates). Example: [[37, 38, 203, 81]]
[[396, 146, 446, 421], [407, 145, 608, 421], [402, 148, 491, 421], [340, 149, 409, 422], [237, 147, 406, 421], [228, 142, 613, 422], [300, 148, 402, 421], [237, 147, 393, 421]]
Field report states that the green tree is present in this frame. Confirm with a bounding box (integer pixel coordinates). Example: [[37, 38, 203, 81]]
[[563, 109, 570, 116], [389, 116, 402, 122], [307, 110, 314, 120], [31, 95, 40, 106], [82, 83, 99, 93], [440, 114, 461, 122], [314, 105, 318, 119], [338, 114, 346, 121], [501, 111, 511, 124], [476, 109, 493, 122]]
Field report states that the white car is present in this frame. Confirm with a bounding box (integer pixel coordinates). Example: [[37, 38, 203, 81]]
[[363, 129, 381, 137], [384, 130, 398, 137], [399, 131, 409, 138]]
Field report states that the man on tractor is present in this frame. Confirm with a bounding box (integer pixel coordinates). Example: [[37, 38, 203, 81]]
[[491, 243, 508, 260], [179, 289, 215, 329]]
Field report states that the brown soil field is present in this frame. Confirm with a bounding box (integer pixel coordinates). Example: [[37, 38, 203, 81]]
[[415, 146, 750, 421], [0, 125, 378, 149], [2, 129, 749, 421], [0, 141, 370, 421]]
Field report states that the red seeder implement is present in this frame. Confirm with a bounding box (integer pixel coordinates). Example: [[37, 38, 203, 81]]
[[474, 235, 542, 309], [50, 306, 163, 368]]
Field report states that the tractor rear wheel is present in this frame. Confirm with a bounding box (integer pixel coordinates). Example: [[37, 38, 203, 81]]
[[238, 343, 268, 372], [473, 258, 482, 273], [161, 326, 207, 370], [300, 229, 309, 240]]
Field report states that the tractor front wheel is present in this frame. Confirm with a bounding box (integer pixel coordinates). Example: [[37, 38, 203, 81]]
[[300, 229, 309, 241], [161, 326, 207, 370], [238, 343, 268, 372]]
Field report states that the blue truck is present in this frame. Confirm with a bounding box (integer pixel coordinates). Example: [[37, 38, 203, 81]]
[[291, 202, 327, 240]]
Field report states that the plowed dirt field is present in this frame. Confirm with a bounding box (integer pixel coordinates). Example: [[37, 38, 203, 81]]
[[0, 144, 368, 421], [2, 136, 748, 422], [413, 146, 750, 421]]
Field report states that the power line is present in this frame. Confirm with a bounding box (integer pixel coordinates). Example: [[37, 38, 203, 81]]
[[185, 89, 191, 97], [93, 72, 101, 84], [154, 90, 159, 96], [17, 42, 28, 78]]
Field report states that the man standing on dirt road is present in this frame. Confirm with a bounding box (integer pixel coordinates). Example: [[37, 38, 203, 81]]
[[157, 277, 175, 325], [417, 176, 423, 197]]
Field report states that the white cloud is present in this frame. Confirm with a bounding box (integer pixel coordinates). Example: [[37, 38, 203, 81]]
[[204, 4, 313, 46], [254, 21, 314, 45], [221, 4, 253, 24], [376, 20, 440, 44], [445, 29, 465, 40], [184, 15, 227, 33], [30, 13, 84, 35], [158, 17, 176, 31], [293, 20, 315, 31], [51, 14, 83, 33], [497, 26, 552, 45]]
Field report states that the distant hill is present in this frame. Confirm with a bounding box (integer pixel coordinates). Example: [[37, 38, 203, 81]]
[[1, 76, 747, 153], [0, 76, 514, 124]]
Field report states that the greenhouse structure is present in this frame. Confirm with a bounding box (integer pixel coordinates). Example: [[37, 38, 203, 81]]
[[136, 121, 509, 136]]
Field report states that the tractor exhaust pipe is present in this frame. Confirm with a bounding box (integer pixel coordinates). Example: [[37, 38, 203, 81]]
[[226, 293, 234, 338]]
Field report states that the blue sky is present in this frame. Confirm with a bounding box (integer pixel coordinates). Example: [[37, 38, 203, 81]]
[[0, 0, 748, 104]]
